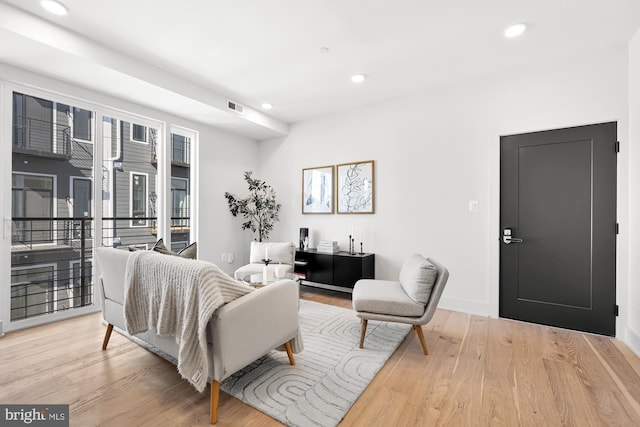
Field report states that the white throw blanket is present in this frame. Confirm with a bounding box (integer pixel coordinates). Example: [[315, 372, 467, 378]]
[[124, 250, 254, 392]]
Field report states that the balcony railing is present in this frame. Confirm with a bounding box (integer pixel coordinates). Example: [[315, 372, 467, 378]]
[[10, 215, 191, 322], [11, 217, 92, 250], [12, 118, 71, 158], [101, 216, 190, 247], [11, 217, 93, 322]]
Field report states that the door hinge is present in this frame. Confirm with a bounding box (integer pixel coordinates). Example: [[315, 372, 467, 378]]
[[615, 305, 619, 316], [615, 141, 620, 153], [616, 223, 619, 234]]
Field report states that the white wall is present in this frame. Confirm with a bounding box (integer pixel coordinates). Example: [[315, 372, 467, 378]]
[[198, 133, 258, 274], [259, 48, 630, 336], [627, 29, 640, 353]]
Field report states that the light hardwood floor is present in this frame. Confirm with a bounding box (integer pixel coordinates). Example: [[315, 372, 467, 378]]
[[1, 286, 640, 426]]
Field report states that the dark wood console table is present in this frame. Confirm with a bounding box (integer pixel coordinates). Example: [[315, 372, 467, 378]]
[[294, 249, 375, 293]]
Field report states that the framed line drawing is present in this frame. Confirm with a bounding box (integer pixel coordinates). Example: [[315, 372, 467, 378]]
[[302, 165, 334, 214], [336, 160, 375, 214]]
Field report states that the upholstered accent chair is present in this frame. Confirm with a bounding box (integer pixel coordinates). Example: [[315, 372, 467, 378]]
[[233, 241, 296, 280], [352, 255, 449, 355]]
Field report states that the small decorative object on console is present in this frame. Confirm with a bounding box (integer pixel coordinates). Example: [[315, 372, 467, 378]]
[[317, 240, 339, 254], [299, 227, 309, 250]]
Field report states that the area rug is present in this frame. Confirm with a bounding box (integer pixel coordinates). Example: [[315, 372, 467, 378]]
[[220, 300, 411, 427]]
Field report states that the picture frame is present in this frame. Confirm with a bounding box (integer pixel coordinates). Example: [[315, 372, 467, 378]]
[[302, 165, 334, 214], [336, 160, 375, 214]]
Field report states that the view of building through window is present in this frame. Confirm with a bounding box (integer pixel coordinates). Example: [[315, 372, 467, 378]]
[[9, 90, 194, 325]]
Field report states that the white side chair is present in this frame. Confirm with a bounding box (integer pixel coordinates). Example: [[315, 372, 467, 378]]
[[352, 255, 449, 355], [233, 241, 296, 280]]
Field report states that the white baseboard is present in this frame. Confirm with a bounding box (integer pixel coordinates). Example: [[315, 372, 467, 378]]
[[625, 327, 640, 357], [439, 296, 491, 317], [300, 281, 353, 294]]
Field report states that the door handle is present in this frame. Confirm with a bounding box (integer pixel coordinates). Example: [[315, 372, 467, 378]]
[[503, 227, 523, 244]]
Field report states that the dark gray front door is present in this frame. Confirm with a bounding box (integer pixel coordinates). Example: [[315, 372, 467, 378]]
[[499, 122, 617, 336]]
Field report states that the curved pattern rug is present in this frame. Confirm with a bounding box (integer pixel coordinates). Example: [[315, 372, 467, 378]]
[[220, 299, 411, 427]]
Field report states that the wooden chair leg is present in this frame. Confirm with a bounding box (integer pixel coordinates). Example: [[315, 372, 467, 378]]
[[414, 325, 429, 355], [284, 341, 296, 365], [359, 319, 368, 348], [102, 323, 114, 350], [210, 380, 220, 424]]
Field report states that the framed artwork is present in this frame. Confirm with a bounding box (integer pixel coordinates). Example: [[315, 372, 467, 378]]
[[302, 165, 334, 214], [337, 160, 375, 214]]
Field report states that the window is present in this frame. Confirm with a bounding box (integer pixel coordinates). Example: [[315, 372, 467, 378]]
[[71, 177, 92, 218], [70, 177, 92, 240], [130, 172, 148, 227], [12, 92, 25, 147], [171, 133, 190, 164], [169, 127, 195, 248], [171, 241, 188, 252], [11, 265, 55, 321], [72, 107, 93, 141], [131, 123, 148, 143], [171, 177, 189, 227], [5, 86, 198, 331], [12, 173, 55, 244], [12, 92, 55, 153]]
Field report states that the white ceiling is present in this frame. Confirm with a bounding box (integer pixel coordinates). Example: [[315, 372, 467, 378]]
[[1, 0, 639, 139]]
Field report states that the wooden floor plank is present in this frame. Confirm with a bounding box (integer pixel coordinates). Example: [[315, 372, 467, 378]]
[[1, 288, 640, 426], [478, 317, 519, 427], [436, 315, 488, 426], [587, 334, 640, 405], [543, 358, 608, 426]]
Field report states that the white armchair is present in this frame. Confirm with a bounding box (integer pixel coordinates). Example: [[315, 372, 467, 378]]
[[352, 255, 449, 355], [233, 241, 296, 280]]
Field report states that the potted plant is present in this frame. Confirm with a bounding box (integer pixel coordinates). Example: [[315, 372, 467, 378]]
[[224, 171, 281, 242]]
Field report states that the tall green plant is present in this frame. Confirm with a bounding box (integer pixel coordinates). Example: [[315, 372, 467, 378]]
[[224, 171, 281, 242]]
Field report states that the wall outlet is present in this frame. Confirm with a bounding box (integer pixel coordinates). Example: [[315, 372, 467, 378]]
[[469, 200, 479, 213], [220, 253, 227, 262], [227, 253, 234, 263]]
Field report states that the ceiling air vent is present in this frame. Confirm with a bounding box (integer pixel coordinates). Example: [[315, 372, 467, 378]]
[[227, 100, 245, 115]]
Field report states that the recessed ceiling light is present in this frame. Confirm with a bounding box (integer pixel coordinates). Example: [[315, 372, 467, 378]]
[[351, 74, 366, 83], [41, 0, 68, 15], [261, 103, 273, 110], [504, 23, 526, 38]]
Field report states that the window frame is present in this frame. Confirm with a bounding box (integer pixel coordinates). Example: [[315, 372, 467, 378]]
[[71, 107, 94, 143], [171, 133, 190, 163], [171, 176, 189, 223], [11, 171, 57, 247], [130, 171, 149, 228], [69, 176, 92, 218], [130, 122, 149, 144]]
